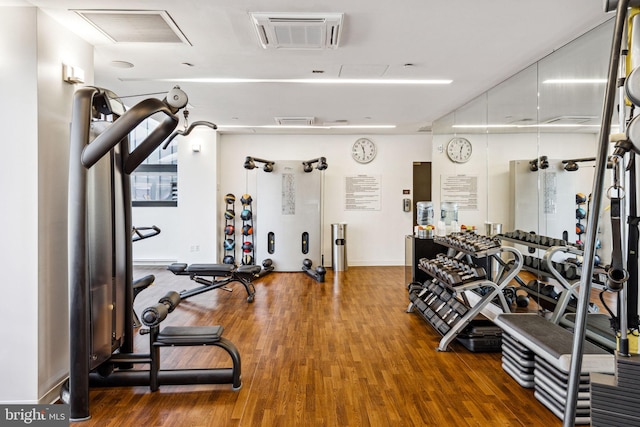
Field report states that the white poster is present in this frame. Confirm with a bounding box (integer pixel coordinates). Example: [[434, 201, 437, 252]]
[[440, 174, 479, 211], [345, 175, 381, 211]]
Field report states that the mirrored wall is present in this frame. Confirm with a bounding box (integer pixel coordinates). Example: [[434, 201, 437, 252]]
[[432, 18, 615, 311]]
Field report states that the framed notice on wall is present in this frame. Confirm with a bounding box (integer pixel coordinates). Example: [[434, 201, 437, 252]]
[[345, 175, 381, 211], [440, 174, 479, 211]]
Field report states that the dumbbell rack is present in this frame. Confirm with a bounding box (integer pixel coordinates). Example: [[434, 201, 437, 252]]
[[499, 233, 602, 324], [408, 232, 523, 352]]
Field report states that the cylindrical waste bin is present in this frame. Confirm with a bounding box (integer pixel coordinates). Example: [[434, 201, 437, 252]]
[[331, 223, 347, 272]]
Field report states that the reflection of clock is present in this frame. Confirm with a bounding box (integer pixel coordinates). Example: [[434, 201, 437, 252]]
[[352, 138, 377, 164], [446, 137, 472, 163]]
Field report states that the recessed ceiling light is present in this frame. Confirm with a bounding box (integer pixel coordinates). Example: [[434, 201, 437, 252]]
[[111, 60, 134, 68]]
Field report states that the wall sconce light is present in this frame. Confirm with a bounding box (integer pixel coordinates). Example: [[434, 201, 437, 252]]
[[191, 143, 201, 152], [63, 64, 85, 84]]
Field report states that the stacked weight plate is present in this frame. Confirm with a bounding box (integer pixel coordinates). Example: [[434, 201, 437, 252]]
[[590, 354, 640, 427]]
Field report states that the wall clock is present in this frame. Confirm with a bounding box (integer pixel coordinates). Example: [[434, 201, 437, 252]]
[[446, 137, 472, 163], [352, 138, 377, 164]]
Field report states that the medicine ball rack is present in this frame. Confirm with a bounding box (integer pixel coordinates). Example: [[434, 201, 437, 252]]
[[223, 194, 236, 265], [239, 194, 255, 266], [407, 231, 523, 352]]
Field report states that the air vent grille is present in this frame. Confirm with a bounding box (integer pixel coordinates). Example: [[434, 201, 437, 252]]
[[73, 9, 191, 45], [275, 117, 316, 126], [250, 12, 343, 49]]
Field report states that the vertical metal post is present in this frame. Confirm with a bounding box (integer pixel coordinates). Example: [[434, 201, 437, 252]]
[[68, 87, 99, 421], [563, 1, 629, 425]]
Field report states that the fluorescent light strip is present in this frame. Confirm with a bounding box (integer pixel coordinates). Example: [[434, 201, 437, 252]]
[[542, 78, 606, 84], [217, 124, 397, 130], [452, 123, 602, 129], [120, 77, 452, 85]]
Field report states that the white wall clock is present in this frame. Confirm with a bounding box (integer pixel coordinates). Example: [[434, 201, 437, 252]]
[[446, 137, 472, 163], [352, 138, 377, 164]]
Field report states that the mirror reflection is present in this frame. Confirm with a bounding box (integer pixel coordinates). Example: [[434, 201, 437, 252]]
[[431, 18, 615, 320]]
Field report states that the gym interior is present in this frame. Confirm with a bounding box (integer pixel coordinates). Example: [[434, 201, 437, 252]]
[[2, 1, 639, 426]]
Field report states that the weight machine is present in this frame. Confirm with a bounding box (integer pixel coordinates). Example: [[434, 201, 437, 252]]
[[64, 87, 241, 421], [565, 2, 640, 424]]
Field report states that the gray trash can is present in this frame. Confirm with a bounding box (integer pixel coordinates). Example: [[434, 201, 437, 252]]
[[331, 223, 347, 272]]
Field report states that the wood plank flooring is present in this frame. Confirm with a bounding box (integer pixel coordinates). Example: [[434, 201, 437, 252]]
[[76, 266, 566, 426]]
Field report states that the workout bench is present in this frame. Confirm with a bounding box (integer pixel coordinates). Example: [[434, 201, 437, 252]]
[[168, 263, 261, 302]]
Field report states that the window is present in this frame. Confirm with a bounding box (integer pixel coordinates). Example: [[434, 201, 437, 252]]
[[130, 117, 178, 207]]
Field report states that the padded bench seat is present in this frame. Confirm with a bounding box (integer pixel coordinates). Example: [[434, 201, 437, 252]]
[[495, 313, 614, 373], [168, 263, 260, 302], [156, 325, 224, 346]]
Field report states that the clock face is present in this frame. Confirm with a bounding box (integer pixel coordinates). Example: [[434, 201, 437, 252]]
[[352, 138, 376, 164], [446, 137, 472, 163]]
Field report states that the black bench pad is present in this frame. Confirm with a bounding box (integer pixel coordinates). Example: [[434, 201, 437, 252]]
[[156, 325, 224, 345], [187, 264, 235, 274], [237, 265, 262, 274]]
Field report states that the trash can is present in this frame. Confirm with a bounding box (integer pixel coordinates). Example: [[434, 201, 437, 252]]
[[331, 223, 347, 272]]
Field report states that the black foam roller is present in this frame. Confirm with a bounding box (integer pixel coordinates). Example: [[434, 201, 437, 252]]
[[159, 291, 181, 312], [141, 303, 169, 327]]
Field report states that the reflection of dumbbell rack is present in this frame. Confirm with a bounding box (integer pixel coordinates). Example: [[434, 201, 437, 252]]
[[408, 232, 522, 351], [223, 194, 236, 265], [499, 231, 601, 324], [239, 194, 254, 265]]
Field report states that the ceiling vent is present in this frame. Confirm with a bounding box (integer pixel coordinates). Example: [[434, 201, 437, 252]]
[[275, 117, 316, 126], [73, 9, 191, 45], [250, 12, 343, 49]]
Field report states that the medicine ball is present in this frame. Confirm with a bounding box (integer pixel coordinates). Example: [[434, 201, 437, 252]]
[[576, 223, 585, 235], [241, 209, 252, 220], [223, 255, 235, 264], [576, 193, 587, 204], [224, 224, 235, 235], [224, 193, 236, 204], [242, 224, 253, 235], [224, 209, 235, 220], [242, 254, 254, 265], [240, 194, 253, 206], [262, 258, 273, 268], [576, 207, 586, 219], [224, 238, 235, 250], [303, 258, 313, 268], [242, 241, 253, 253], [316, 265, 326, 275]]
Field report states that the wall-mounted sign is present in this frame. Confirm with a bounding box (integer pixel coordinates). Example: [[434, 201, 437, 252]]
[[345, 175, 381, 211]]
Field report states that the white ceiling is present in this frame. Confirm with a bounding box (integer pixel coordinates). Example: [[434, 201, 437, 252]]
[[14, 0, 614, 134]]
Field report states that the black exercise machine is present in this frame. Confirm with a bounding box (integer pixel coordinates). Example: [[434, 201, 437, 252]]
[[89, 290, 241, 392], [168, 262, 262, 302], [64, 86, 242, 421]]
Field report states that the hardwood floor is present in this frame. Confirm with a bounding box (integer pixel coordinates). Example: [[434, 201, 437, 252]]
[[76, 266, 565, 426]]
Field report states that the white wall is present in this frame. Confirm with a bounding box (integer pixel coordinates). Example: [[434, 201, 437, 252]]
[[0, 6, 93, 403], [0, 6, 39, 404], [133, 133, 432, 266]]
